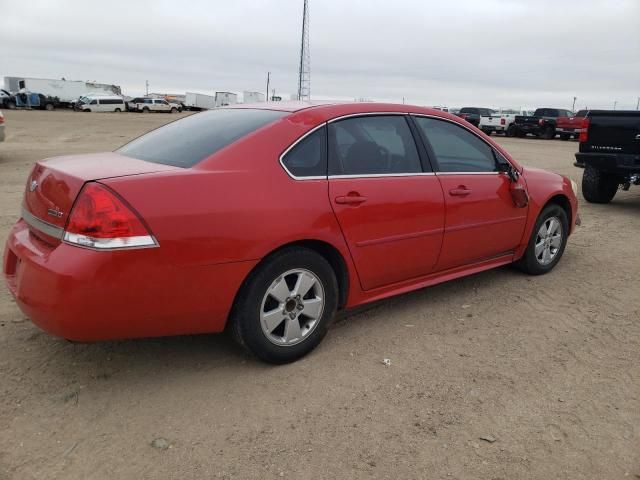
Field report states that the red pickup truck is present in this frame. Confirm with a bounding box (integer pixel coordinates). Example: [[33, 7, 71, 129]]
[[556, 110, 588, 141]]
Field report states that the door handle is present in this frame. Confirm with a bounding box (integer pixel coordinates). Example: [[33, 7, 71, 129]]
[[449, 186, 472, 196], [335, 193, 367, 205]]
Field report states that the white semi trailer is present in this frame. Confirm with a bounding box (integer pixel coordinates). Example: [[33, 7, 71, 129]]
[[3, 77, 121, 107], [243, 91, 265, 103], [215, 92, 238, 107], [184, 92, 216, 111]]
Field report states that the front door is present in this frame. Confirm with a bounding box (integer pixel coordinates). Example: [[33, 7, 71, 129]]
[[328, 115, 445, 290], [413, 116, 528, 270]]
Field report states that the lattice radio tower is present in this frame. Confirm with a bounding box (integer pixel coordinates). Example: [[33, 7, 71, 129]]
[[297, 0, 311, 101]]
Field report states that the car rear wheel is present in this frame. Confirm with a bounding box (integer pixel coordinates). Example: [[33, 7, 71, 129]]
[[505, 125, 516, 137], [170, 107, 177, 113], [515, 204, 568, 275], [45, 103, 54, 111], [115, 108, 121, 112], [230, 247, 338, 364], [582, 165, 619, 203], [142, 107, 149, 113]]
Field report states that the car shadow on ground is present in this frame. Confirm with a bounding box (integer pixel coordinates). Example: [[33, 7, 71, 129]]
[[12, 264, 527, 385]]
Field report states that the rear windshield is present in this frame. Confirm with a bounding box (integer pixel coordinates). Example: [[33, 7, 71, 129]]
[[118, 108, 288, 167]]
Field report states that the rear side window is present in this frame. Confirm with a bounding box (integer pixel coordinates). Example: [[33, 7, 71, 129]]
[[282, 127, 327, 178], [415, 117, 496, 173], [328, 115, 422, 175], [118, 109, 287, 167]]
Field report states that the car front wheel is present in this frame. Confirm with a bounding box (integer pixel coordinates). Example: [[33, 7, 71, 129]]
[[515, 204, 569, 275], [230, 247, 338, 363]]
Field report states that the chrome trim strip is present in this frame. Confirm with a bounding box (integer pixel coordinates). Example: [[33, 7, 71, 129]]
[[278, 123, 328, 181], [326, 111, 408, 123], [329, 172, 436, 179], [21, 207, 64, 240], [63, 232, 158, 250], [435, 172, 502, 176]]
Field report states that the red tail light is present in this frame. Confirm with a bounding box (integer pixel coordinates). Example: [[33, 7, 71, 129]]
[[0, 116, 4, 125], [64, 182, 156, 249], [578, 117, 590, 143], [538, 119, 545, 126], [500, 118, 506, 125], [459, 113, 468, 119]]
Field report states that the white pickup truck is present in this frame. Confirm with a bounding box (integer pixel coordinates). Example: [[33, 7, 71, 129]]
[[479, 109, 535, 136]]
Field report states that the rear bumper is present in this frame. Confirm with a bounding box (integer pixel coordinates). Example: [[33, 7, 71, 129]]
[[515, 124, 542, 134], [574, 152, 640, 173], [3, 220, 256, 341]]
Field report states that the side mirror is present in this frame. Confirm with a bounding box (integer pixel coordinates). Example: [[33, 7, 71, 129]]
[[497, 160, 519, 182]]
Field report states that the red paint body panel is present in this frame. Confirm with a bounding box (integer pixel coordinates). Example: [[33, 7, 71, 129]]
[[436, 173, 528, 270], [3, 102, 578, 342], [329, 176, 445, 290]]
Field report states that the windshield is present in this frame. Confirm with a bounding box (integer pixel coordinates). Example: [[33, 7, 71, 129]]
[[118, 108, 288, 168]]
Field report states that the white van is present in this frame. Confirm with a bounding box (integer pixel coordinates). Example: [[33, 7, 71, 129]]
[[77, 95, 126, 112]]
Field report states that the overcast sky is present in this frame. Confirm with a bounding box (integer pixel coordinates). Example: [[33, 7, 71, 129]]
[[1, 0, 638, 110]]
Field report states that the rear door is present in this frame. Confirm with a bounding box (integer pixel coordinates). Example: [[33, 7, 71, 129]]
[[413, 116, 528, 270], [328, 114, 445, 290]]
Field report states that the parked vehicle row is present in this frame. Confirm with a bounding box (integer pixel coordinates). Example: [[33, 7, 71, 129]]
[[3, 102, 579, 363]]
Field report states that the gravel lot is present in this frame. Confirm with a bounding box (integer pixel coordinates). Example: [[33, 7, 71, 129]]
[[1, 110, 638, 480]]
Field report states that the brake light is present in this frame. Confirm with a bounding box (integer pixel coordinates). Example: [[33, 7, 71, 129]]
[[63, 182, 157, 249], [578, 117, 590, 143], [500, 118, 506, 125], [459, 113, 468, 119], [538, 119, 545, 126], [0, 116, 4, 124]]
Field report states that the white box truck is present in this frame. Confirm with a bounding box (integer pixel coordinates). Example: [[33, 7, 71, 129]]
[[243, 91, 265, 103], [184, 92, 216, 111], [3, 77, 121, 107], [215, 92, 238, 107]]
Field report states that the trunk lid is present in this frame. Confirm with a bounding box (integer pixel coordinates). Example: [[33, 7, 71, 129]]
[[23, 152, 179, 243]]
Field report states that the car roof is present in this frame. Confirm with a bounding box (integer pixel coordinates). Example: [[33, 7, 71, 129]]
[[227, 100, 460, 119]]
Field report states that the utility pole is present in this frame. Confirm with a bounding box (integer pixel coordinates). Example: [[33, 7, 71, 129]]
[[297, 0, 311, 100], [636, 97, 639, 110], [145, 80, 149, 96], [572, 96, 577, 112], [266, 72, 270, 102], [613, 100, 617, 110]]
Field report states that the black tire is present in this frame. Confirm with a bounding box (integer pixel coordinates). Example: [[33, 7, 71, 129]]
[[114, 108, 121, 113], [581, 165, 619, 204], [542, 125, 555, 139], [142, 107, 149, 113], [560, 133, 570, 141], [7, 101, 16, 110], [517, 129, 526, 138], [44, 103, 54, 111], [515, 204, 569, 275], [83, 109, 91, 112], [170, 107, 177, 113], [482, 128, 492, 136], [506, 125, 516, 137], [230, 247, 339, 364]]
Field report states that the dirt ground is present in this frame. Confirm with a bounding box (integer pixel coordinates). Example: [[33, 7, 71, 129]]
[[0, 110, 638, 480]]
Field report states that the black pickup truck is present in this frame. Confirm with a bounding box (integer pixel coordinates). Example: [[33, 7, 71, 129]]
[[456, 107, 495, 128], [574, 110, 640, 203], [514, 108, 574, 139]]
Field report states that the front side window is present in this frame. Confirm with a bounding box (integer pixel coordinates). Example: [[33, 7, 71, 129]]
[[90, 100, 97, 105], [414, 117, 497, 173], [328, 115, 422, 175], [118, 108, 287, 168], [282, 126, 327, 178]]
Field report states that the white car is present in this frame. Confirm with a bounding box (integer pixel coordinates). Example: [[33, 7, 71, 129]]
[[480, 109, 535, 136], [0, 111, 5, 142], [128, 97, 178, 113]]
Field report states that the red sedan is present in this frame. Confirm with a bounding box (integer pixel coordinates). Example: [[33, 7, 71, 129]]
[[3, 102, 579, 363]]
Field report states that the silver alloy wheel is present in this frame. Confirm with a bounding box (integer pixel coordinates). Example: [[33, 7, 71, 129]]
[[260, 268, 325, 346], [534, 216, 563, 265]]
